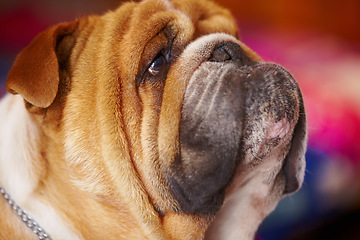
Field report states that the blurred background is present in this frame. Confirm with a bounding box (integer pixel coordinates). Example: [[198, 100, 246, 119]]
[[1, 0, 360, 239]]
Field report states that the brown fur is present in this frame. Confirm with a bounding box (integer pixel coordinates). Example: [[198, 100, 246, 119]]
[[3, 0, 239, 239], [1, 0, 306, 239]]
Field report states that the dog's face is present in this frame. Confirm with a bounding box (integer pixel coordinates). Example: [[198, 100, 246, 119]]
[[5, 0, 306, 238]]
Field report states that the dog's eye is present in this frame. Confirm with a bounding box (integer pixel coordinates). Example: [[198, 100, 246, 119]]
[[148, 55, 166, 76]]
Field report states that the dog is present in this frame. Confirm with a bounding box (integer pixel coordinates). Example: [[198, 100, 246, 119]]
[[0, 0, 307, 239]]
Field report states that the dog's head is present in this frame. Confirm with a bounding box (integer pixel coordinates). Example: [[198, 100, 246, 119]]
[[6, 0, 306, 238]]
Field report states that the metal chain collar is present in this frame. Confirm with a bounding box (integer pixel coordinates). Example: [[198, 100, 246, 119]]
[[0, 184, 53, 240]]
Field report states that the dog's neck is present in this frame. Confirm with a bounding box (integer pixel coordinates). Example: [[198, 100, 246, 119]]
[[0, 95, 82, 240], [0, 184, 52, 240]]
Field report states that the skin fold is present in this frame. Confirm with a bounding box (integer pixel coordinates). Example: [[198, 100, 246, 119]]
[[0, 0, 307, 239]]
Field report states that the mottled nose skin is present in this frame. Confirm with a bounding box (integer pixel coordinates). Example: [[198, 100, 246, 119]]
[[168, 42, 303, 215], [240, 63, 301, 164]]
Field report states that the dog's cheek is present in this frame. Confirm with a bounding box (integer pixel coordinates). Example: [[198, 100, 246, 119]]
[[167, 139, 238, 215]]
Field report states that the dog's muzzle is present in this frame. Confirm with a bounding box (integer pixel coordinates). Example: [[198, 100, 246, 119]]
[[168, 42, 304, 215]]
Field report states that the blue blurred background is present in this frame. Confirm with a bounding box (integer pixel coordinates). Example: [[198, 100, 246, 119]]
[[1, 0, 360, 239]]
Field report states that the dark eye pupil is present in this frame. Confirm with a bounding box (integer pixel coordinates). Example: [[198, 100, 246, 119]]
[[149, 55, 166, 75], [152, 56, 165, 68]]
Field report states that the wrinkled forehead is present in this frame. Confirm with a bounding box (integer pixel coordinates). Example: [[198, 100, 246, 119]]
[[116, 0, 238, 41]]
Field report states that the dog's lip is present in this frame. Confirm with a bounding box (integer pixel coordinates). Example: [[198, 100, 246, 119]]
[[239, 62, 301, 166]]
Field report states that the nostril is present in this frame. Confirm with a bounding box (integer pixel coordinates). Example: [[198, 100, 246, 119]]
[[208, 42, 249, 64], [209, 47, 232, 62]]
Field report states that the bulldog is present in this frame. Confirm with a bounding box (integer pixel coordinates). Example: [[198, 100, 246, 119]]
[[0, 0, 307, 239]]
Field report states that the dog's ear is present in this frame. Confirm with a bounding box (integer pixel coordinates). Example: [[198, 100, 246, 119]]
[[6, 21, 79, 108], [283, 98, 307, 194]]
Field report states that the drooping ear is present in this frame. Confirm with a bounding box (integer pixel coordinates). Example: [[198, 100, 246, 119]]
[[283, 97, 308, 194], [6, 21, 79, 108]]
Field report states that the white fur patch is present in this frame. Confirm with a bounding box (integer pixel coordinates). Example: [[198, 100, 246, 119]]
[[205, 158, 284, 240], [0, 94, 39, 201], [0, 94, 81, 240]]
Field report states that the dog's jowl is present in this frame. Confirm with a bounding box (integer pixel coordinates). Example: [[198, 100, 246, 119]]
[[0, 0, 307, 239]]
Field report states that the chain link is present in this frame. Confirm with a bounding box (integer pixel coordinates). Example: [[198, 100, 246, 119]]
[[0, 185, 53, 240]]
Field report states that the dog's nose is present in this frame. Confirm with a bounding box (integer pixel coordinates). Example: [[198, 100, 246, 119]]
[[209, 42, 249, 65]]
